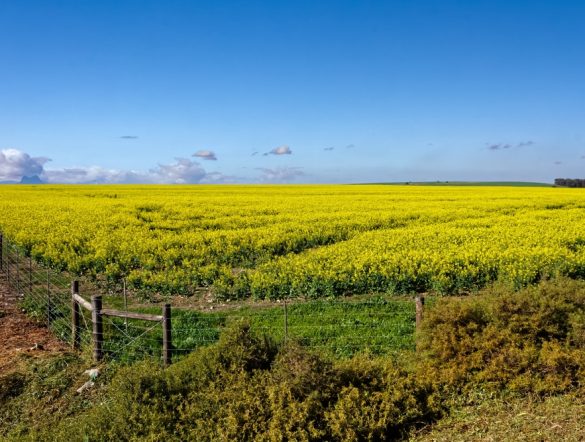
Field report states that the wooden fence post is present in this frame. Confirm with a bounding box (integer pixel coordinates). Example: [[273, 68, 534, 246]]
[[71, 280, 80, 349], [91, 295, 103, 362], [415, 295, 425, 329], [162, 303, 172, 366]]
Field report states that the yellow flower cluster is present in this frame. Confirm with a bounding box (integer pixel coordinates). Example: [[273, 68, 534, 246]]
[[0, 184, 584, 298]]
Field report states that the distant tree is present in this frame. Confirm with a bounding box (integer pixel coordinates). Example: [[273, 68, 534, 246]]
[[555, 178, 585, 188]]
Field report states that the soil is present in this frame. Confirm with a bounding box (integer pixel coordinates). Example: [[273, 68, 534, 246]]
[[0, 273, 68, 374]]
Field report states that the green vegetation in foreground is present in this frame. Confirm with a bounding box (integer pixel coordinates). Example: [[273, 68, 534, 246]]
[[238, 297, 416, 357], [66, 296, 418, 362], [16, 266, 418, 363], [411, 394, 585, 441], [2, 277, 584, 441]]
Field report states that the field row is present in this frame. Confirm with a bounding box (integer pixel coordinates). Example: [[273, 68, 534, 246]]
[[0, 185, 584, 299]]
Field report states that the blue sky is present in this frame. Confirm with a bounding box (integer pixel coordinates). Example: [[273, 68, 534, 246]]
[[1, 0, 584, 183]]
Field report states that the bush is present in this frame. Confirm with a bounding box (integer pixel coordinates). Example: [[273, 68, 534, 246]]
[[34, 322, 440, 441], [417, 278, 585, 396], [7, 278, 585, 441], [0, 372, 27, 405]]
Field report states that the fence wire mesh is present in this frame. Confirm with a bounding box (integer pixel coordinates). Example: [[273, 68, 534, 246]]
[[0, 232, 419, 365]]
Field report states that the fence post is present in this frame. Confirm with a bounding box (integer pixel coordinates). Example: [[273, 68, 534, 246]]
[[47, 268, 52, 327], [0, 234, 3, 309], [123, 278, 128, 331], [162, 303, 172, 366], [415, 295, 425, 329], [91, 295, 103, 362], [6, 240, 10, 285], [15, 248, 20, 295], [28, 255, 32, 295], [71, 280, 80, 349]]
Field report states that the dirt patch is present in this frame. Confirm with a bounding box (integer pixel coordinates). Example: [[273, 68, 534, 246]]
[[0, 274, 69, 374]]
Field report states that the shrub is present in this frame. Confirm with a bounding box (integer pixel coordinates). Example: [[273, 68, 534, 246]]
[[8, 278, 585, 441], [417, 278, 585, 396]]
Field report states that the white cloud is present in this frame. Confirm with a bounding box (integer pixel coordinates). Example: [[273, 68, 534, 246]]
[[200, 171, 239, 183], [267, 145, 292, 155], [43, 157, 208, 184], [0, 149, 50, 181], [256, 167, 304, 183], [43, 166, 151, 184], [193, 150, 217, 161], [0, 149, 296, 185], [152, 158, 207, 183]]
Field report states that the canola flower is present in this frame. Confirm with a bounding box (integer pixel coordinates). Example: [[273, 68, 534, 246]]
[[0, 184, 584, 299]]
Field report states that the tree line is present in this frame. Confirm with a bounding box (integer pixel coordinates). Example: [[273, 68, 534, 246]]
[[554, 178, 585, 188]]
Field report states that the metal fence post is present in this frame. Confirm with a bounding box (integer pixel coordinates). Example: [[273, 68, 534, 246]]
[[6, 240, 10, 285], [162, 303, 172, 366], [0, 233, 3, 271], [46, 268, 52, 327], [123, 278, 128, 331], [91, 295, 103, 361], [15, 248, 20, 295], [28, 255, 32, 295]]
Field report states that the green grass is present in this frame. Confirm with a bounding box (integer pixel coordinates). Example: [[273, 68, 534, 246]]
[[236, 297, 416, 358], [12, 256, 419, 364], [95, 295, 417, 363]]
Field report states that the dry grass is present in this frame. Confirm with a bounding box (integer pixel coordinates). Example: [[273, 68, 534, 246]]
[[412, 394, 585, 442]]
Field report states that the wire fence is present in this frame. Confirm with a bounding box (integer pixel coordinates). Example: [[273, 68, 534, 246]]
[[0, 232, 421, 365]]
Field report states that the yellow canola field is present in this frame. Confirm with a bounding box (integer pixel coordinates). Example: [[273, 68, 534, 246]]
[[0, 184, 584, 299]]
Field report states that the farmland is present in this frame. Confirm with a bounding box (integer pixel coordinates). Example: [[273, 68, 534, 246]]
[[2, 184, 585, 441], [1, 184, 585, 300]]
